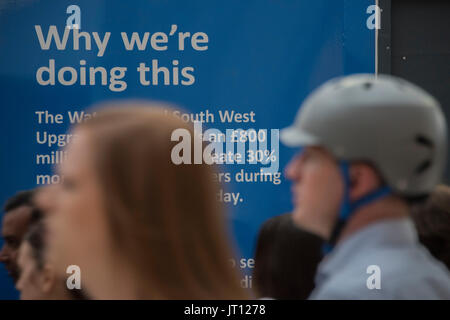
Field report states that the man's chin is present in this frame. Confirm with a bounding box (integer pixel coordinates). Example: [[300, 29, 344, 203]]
[[292, 209, 321, 235], [292, 208, 308, 228]]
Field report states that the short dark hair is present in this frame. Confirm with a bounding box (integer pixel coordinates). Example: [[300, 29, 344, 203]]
[[3, 189, 42, 222], [253, 213, 324, 300], [411, 185, 450, 270]]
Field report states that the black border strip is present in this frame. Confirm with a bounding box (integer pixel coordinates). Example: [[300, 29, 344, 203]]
[[377, 0, 392, 74]]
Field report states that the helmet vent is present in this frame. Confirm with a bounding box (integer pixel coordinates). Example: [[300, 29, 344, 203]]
[[416, 159, 432, 174], [415, 135, 433, 148], [415, 135, 434, 174]]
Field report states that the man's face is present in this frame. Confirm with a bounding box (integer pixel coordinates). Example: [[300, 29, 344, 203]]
[[0, 206, 32, 282], [285, 146, 344, 239]]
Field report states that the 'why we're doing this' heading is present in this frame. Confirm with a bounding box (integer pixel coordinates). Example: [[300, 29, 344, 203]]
[[35, 25, 209, 56], [34, 25, 210, 91]]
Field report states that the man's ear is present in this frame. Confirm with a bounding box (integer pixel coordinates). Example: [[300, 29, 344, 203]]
[[39, 264, 56, 293], [349, 163, 381, 201]]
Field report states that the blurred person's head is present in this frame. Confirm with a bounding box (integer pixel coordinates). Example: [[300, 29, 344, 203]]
[[253, 213, 324, 299], [281, 74, 447, 246], [412, 185, 450, 270], [16, 221, 84, 300], [284, 147, 387, 239], [37, 102, 248, 299], [0, 190, 41, 282]]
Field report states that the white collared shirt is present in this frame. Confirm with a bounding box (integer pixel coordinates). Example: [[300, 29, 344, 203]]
[[310, 218, 450, 300]]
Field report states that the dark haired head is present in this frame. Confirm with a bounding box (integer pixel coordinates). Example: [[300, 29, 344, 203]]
[[411, 185, 450, 270], [4, 190, 34, 212], [253, 213, 324, 299], [4, 189, 42, 222], [1, 189, 42, 282]]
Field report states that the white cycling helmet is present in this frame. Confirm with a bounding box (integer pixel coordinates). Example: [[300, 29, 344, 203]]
[[281, 74, 447, 197]]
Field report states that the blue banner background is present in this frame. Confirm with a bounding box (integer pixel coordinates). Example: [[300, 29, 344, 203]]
[[0, 0, 374, 299]]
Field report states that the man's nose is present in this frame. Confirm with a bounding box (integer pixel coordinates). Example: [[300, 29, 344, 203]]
[[285, 156, 302, 181]]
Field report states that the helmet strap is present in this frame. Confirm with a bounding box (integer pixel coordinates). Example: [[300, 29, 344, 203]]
[[323, 161, 391, 254]]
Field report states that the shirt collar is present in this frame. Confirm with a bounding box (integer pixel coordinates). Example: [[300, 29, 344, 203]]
[[316, 217, 418, 282]]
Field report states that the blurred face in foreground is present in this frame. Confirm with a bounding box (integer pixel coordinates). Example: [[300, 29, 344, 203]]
[[16, 242, 42, 299], [37, 105, 247, 299], [38, 129, 110, 298], [16, 237, 70, 300], [285, 147, 344, 239]]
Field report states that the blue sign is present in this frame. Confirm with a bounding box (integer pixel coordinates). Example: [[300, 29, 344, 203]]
[[0, 0, 375, 299]]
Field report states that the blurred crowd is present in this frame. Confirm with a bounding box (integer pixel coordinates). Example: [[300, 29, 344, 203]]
[[1, 74, 450, 300]]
